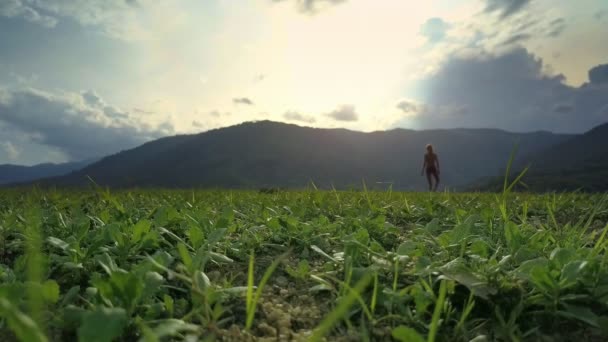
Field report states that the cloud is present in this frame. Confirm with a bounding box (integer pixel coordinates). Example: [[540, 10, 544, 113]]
[[420, 18, 451, 44], [325, 105, 358, 122], [254, 74, 266, 82], [405, 48, 608, 133], [15, 0, 147, 39], [589, 64, 608, 85], [272, 0, 347, 14], [0, 0, 57, 27], [499, 33, 531, 46], [209, 110, 231, 117], [192, 120, 203, 128], [546, 18, 566, 38], [0, 86, 172, 160], [283, 111, 316, 123], [396, 100, 423, 115], [595, 10, 607, 21], [233, 97, 254, 105], [484, 0, 532, 19], [553, 103, 573, 114], [1, 141, 20, 161]]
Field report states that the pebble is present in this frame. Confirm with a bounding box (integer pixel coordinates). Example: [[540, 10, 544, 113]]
[[258, 322, 277, 337], [275, 275, 289, 287]]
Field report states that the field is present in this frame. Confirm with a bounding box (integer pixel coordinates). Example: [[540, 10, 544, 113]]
[[1, 188, 608, 341]]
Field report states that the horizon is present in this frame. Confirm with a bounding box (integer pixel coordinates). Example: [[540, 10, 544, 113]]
[[5, 118, 599, 168], [0, 0, 607, 165]]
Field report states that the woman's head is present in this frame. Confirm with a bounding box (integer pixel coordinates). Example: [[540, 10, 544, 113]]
[[426, 144, 433, 153]]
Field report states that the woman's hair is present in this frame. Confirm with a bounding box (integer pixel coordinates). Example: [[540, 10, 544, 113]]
[[426, 144, 433, 152]]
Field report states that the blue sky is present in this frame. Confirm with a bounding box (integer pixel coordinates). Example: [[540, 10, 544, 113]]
[[0, 0, 607, 164]]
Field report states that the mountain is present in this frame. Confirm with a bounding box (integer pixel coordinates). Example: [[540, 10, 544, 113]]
[[0, 159, 94, 185], [35, 121, 571, 190], [514, 122, 608, 191]]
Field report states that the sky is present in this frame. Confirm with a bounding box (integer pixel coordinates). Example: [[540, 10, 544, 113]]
[[0, 0, 607, 165]]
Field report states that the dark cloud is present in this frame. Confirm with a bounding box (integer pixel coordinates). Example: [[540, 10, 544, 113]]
[[553, 103, 573, 114], [326, 105, 358, 122], [283, 111, 316, 123], [500, 33, 531, 46], [233, 97, 254, 105], [600, 104, 608, 118], [192, 120, 204, 128], [589, 64, 608, 85], [405, 48, 608, 133], [82, 90, 103, 107], [396, 100, 421, 114], [420, 18, 451, 44], [484, 0, 532, 19], [272, 0, 346, 14], [0, 87, 171, 160], [595, 10, 607, 21]]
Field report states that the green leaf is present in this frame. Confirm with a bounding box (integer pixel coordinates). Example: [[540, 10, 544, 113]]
[[132, 220, 151, 243], [557, 304, 599, 328], [41, 280, 60, 304], [440, 258, 496, 299], [0, 298, 48, 342], [194, 271, 211, 292], [560, 260, 587, 287], [515, 257, 549, 281], [142, 272, 164, 299], [177, 243, 192, 271], [550, 247, 576, 267], [391, 326, 425, 342], [47, 237, 70, 251], [163, 295, 174, 317], [208, 251, 233, 264], [310, 245, 337, 262], [397, 241, 417, 256], [207, 228, 227, 246], [61, 286, 81, 306], [78, 307, 127, 342], [147, 319, 199, 340]]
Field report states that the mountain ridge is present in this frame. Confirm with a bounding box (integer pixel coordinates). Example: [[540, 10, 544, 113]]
[[30, 120, 573, 190]]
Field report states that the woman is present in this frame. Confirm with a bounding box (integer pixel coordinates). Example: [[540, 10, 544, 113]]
[[421, 144, 440, 191]]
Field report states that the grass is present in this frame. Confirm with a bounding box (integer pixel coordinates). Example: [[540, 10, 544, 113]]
[[0, 188, 607, 341]]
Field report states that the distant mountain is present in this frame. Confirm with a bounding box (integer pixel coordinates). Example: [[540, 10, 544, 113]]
[[513, 122, 608, 192], [37, 121, 571, 190], [0, 159, 94, 185]]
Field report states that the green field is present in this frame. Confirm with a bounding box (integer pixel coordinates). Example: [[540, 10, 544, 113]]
[[1, 188, 608, 341]]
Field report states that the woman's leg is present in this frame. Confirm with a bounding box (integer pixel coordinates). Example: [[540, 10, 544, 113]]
[[433, 172, 440, 191], [426, 172, 433, 191]]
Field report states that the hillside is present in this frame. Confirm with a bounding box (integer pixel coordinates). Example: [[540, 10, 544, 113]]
[[517, 122, 608, 191], [39, 121, 571, 190], [0, 159, 93, 185]]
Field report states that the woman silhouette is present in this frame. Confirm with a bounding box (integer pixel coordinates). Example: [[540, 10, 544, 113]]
[[421, 144, 440, 191]]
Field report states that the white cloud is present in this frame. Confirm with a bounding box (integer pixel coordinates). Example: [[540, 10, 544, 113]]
[[1, 141, 20, 161]]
